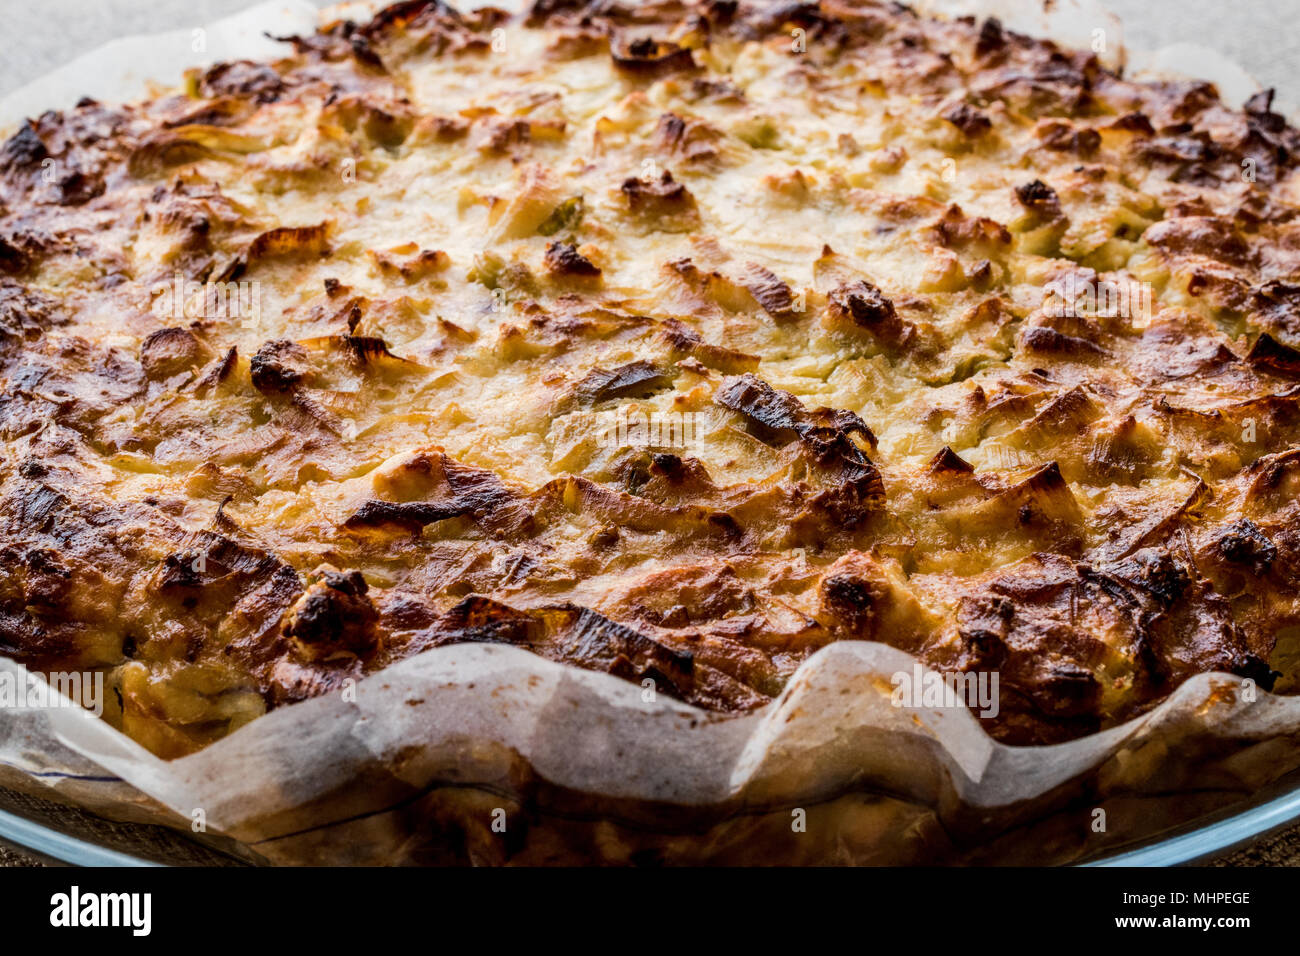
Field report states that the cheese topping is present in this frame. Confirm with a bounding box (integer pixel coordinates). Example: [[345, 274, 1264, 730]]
[[2, 0, 1300, 755]]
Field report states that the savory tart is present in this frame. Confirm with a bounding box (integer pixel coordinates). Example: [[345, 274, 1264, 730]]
[[2, 0, 1300, 759]]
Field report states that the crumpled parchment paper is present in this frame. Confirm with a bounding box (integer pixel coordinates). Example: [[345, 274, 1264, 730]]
[[1, 0, 1298, 865]]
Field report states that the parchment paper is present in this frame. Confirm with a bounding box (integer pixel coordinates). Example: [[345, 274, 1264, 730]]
[[1, 0, 1297, 865]]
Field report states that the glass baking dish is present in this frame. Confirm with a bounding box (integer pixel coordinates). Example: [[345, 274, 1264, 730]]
[[6, 772, 1300, 866], [0, 786, 249, 866]]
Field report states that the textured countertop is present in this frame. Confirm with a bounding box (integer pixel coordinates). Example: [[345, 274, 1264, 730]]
[[1, 0, 1298, 867]]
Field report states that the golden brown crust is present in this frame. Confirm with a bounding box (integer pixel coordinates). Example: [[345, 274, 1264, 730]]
[[3, 0, 1300, 755]]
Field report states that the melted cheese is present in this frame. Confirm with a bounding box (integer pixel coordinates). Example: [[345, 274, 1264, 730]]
[[2, 0, 1300, 755]]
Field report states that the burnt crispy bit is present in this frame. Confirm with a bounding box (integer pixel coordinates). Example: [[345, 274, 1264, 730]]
[[819, 572, 882, 635], [743, 263, 797, 319], [154, 530, 295, 594], [611, 36, 698, 75], [1135, 128, 1222, 185], [349, 34, 388, 71], [50, 168, 104, 207], [363, 0, 508, 44], [1020, 325, 1108, 358], [374, 247, 449, 280], [948, 594, 1013, 672], [472, 117, 532, 155], [1102, 112, 1154, 136], [548, 603, 694, 695], [658, 317, 759, 373], [0, 233, 31, 275], [975, 46, 1095, 115], [572, 360, 671, 405], [1233, 190, 1297, 228], [1145, 215, 1254, 268], [431, 597, 695, 700], [0, 279, 63, 346], [747, 0, 827, 33], [648, 452, 689, 481], [19, 547, 73, 610], [828, 279, 897, 330], [1037, 120, 1100, 156], [284, 569, 379, 660], [0, 123, 49, 175], [525, 0, 589, 27], [345, 453, 517, 534], [1014, 179, 1059, 210], [974, 17, 1006, 58], [1160, 81, 1220, 122], [1102, 548, 1273, 690], [692, 77, 744, 102], [335, 335, 406, 366], [273, 20, 363, 62], [927, 445, 974, 475], [715, 372, 877, 450], [1109, 111, 1156, 135], [140, 327, 211, 380], [1245, 88, 1280, 117], [942, 101, 992, 137], [1103, 548, 1189, 608], [5, 483, 66, 531], [193, 346, 237, 395], [654, 111, 721, 165], [163, 96, 257, 129], [343, 498, 475, 533], [290, 334, 419, 372], [951, 570, 1104, 740], [1160, 136, 1224, 180], [1241, 87, 1300, 184], [655, 111, 686, 145], [544, 240, 600, 276], [0, 136, 118, 217], [1212, 519, 1278, 575], [932, 205, 1013, 249], [437, 595, 540, 645], [1246, 332, 1300, 379], [816, 552, 928, 647], [826, 279, 906, 346], [996, 462, 1085, 538], [360, 0, 463, 33], [1249, 281, 1300, 337], [621, 170, 695, 213], [714, 374, 884, 530], [700, 0, 739, 24], [714, 373, 809, 436], [249, 339, 310, 393], [197, 61, 288, 103], [420, 114, 470, 142], [716, 374, 885, 526]]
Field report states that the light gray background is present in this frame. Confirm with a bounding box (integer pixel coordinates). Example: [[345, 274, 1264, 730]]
[[1, 0, 1299, 867]]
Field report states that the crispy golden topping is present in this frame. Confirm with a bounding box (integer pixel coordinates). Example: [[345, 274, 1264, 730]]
[[3, 0, 1300, 755]]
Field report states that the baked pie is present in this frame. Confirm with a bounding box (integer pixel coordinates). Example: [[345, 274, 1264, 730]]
[[2, 0, 1299, 762]]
